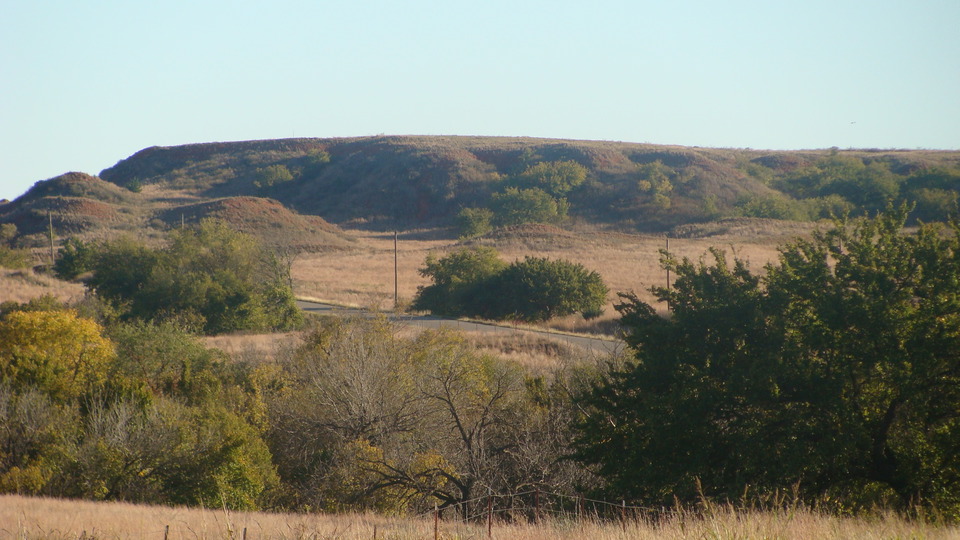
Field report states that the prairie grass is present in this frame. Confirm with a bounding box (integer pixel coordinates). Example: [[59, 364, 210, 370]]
[[3, 494, 957, 540], [290, 222, 812, 331], [0, 268, 85, 305]]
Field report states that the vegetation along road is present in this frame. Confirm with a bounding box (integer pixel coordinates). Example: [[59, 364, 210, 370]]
[[296, 299, 623, 354]]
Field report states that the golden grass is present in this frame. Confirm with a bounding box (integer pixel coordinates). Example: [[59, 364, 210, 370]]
[[3, 494, 958, 540], [290, 221, 815, 332], [0, 268, 86, 305]]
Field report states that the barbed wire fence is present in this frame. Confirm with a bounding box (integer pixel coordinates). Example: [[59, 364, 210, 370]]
[[415, 488, 680, 533]]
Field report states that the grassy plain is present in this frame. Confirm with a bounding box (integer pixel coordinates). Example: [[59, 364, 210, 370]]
[[290, 219, 818, 334], [4, 494, 958, 540]]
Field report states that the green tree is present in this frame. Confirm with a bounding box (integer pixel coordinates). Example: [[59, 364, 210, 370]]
[[87, 220, 302, 334], [456, 207, 494, 239], [0, 224, 31, 269], [574, 206, 960, 515], [483, 257, 608, 322], [510, 160, 588, 197], [53, 237, 96, 280], [489, 187, 568, 226], [411, 246, 506, 317], [253, 164, 295, 189]]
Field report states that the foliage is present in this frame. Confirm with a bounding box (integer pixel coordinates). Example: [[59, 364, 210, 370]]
[[0, 384, 79, 494], [412, 247, 608, 322], [53, 237, 96, 280], [265, 319, 563, 515], [87, 219, 303, 334], [456, 207, 493, 239], [482, 257, 608, 322], [253, 164, 295, 189], [489, 187, 569, 226], [574, 206, 960, 516], [0, 224, 31, 269], [411, 247, 506, 317], [0, 310, 115, 402], [107, 320, 225, 404], [0, 299, 278, 510], [509, 160, 588, 197], [636, 161, 674, 209], [736, 194, 808, 220], [775, 154, 900, 214]]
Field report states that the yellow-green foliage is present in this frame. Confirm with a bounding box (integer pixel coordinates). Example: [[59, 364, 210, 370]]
[[0, 310, 115, 401]]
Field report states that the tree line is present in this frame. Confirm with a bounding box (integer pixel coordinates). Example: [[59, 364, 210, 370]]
[[2, 208, 960, 519]]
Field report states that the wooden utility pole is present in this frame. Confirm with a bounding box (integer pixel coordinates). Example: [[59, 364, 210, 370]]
[[48, 211, 56, 266], [665, 236, 671, 312], [393, 231, 399, 310]]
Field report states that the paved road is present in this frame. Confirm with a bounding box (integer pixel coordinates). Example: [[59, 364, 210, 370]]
[[296, 300, 624, 354]]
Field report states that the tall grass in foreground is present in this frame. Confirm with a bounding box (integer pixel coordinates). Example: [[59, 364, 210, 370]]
[[3, 495, 958, 540]]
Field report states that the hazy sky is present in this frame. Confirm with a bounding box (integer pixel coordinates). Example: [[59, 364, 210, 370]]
[[2, 0, 958, 200]]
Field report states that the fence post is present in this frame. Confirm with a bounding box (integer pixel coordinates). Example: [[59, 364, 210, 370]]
[[621, 500, 627, 532], [535, 487, 541, 523], [242, 527, 247, 540], [487, 491, 493, 538], [434, 503, 439, 540], [164, 525, 169, 540]]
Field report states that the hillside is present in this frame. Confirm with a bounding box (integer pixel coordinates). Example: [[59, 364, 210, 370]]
[[94, 136, 960, 232], [4, 136, 960, 250]]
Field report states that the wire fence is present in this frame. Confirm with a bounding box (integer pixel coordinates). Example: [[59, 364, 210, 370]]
[[415, 488, 679, 527]]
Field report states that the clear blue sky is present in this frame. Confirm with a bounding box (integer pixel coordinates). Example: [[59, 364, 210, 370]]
[[2, 0, 958, 200]]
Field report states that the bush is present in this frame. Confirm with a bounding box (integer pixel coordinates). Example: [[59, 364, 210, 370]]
[[412, 247, 608, 322], [88, 219, 303, 334], [490, 187, 568, 226], [456, 207, 493, 239]]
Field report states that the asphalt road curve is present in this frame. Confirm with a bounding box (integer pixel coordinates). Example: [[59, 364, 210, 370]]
[[296, 300, 624, 355]]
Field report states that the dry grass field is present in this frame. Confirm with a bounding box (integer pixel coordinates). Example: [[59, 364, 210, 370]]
[[0, 268, 86, 305], [290, 219, 820, 334], [3, 494, 958, 540]]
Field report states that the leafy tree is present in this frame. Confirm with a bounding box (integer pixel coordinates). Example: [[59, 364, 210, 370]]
[[62, 398, 278, 510], [0, 310, 115, 402], [0, 384, 80, 495], [483, 257, 608, 322], [574, 206, 960, 515], [510, 160, 588, 197], [736, 194, 808, 220], [636, 161, 675, 209], [412, 248, 608, 322], [456, 207, 494, 239], [107, 320, 224, 403], [489, 187, 568, 226], [53, 237, 96, 280], [88, 220, 302, 334], [0, 224, 31, 269], [253, 164, 295, 189], [411, 246, 506, 317]]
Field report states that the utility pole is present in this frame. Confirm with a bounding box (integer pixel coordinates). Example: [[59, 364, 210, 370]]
[[393, 231, 399, 310], [665, 236, 671, 312], [48, 210, 56, 267]]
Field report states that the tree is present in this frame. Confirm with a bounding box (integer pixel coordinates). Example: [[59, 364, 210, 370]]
[[87, 220, 303, 334], [483, 257, 608, 322], [489, 187, 568, 226], [456, 207, 494, 239], [0, 224, 31, 269], [574, 206, 960, 515], [0, 310, 115, 402], [253, 164, 295, 189], [53, 237, 96, 280], [411, 247, 506, 317], [510, 160, 588, 197]]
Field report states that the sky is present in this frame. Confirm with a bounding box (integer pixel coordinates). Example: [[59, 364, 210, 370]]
[[2, 0, 958, 200]]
